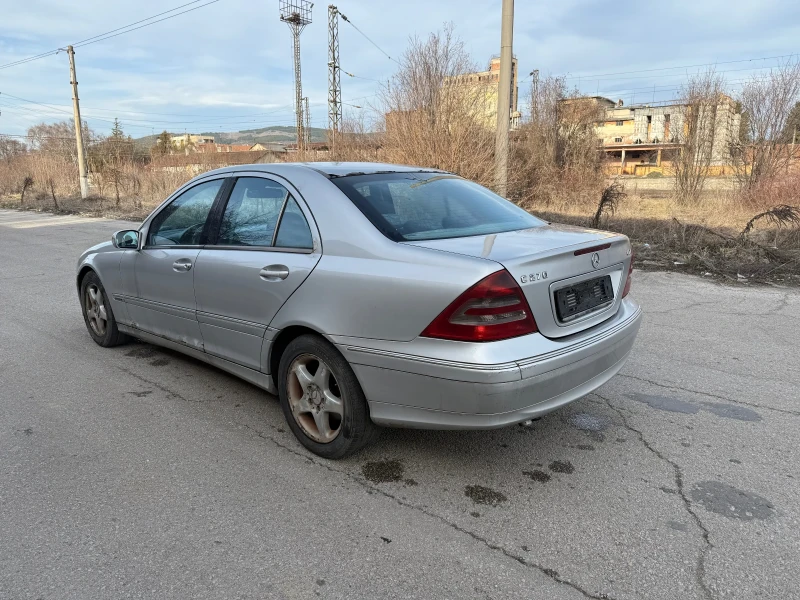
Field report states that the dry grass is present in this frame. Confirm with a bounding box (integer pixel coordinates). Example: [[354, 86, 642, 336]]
[[0, 153, 193, 220], [534, 187, 800, 284]]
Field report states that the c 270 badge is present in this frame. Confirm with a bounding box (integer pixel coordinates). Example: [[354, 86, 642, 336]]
[[520, 272, 547, 283]]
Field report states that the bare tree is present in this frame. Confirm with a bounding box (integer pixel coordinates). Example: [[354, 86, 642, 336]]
[[673, 69, 726, 204], [732, 62, 800, 189], [0, 136, 26, 160], [20, 176, 33, 205], [334, 113, 380, 162], [511, 75, 604, 206], [27, 120, 95, 164], [378, 24, 495, 187]]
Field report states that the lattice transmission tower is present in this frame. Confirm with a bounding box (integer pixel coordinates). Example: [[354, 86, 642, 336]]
[[327, 5, 342, 155], [304, 96, 311, 147], [280, 0, 312, 151]]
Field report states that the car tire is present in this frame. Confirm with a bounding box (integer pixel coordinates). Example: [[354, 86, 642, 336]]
[[80, 271, 131, 348], [278, 334, 380, 459]]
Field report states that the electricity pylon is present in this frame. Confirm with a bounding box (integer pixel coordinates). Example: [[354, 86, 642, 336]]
[[328, 5, 342, 156], [280, 0, 312, 151]]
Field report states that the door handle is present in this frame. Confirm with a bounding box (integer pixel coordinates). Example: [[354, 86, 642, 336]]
[[260, 264, 290, 281], [172, 259, 193, 272]]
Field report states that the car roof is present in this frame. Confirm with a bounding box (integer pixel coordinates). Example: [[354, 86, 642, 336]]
[[194, 161, 449, 180]]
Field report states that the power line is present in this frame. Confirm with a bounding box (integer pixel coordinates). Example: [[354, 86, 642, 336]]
[[343, 70, 382, 83], [0, 92, 304, 127], [73, 0, 222, 49], [0, 103, 322, 134], [0, 92, 302, 120], [338, 13, 400, 65], [563, 53, 797, 80], [0, 0, 222, 71], [70, 0, 207, 47]]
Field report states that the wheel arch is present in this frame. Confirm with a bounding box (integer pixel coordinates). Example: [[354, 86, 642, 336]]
[[267, 325, 369, 395], [77, 265, 97, 293], [268, 325, 324, 389]]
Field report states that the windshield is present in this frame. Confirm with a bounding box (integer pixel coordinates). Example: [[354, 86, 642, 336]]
[[331, 172, 544, 242]]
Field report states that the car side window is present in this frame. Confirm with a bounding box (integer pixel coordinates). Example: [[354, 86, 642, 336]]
[[217, 178, 288, 247], [147, 179, 224, 246], [274, 197, 313, 249]]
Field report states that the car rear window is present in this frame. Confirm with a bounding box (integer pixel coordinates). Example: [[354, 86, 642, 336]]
[[331, 173, 544, 242]]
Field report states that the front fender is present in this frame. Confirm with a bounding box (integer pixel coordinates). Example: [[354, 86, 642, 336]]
[[76, 241, 129, 325]]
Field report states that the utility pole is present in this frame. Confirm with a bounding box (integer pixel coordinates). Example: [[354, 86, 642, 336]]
[[494, 0, 514, 197], [67, 45, 89, 199], [530, 69, 539, 123], [304, 96, 311, 149], [328, 5, 342, 158], [280, 1, 312, 152]]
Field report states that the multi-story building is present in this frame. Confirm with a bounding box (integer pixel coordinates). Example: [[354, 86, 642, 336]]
[[446, 56, 522, 129], [560, 95, 741, 175]]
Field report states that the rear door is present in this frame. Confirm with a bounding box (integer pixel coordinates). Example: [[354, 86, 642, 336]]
[[193, 175, 321, 371], [125, 177, 226, 348]]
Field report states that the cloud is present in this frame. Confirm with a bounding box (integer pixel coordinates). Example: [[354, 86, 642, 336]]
[[0, 0, 798, 137]]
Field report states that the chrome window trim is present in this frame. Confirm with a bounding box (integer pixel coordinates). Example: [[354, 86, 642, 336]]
[[222, 170, 322, 254], [208, 245, 314, 255], [138, 244, 314, 254], [139, 175, 231, 246], [141, 244, 204, 250]]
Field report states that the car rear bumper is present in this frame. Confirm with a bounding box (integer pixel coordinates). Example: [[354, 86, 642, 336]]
[[335, 298, 642, 429]]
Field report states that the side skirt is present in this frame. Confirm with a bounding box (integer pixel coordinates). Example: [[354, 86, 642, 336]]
[[117, 324, 278, 395]]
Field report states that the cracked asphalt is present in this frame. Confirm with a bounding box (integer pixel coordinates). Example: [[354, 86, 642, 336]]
[[1, 209, 798, 600]]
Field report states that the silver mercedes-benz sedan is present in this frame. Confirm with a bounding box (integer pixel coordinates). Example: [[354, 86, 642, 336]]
[[77, 162, 641, 458]]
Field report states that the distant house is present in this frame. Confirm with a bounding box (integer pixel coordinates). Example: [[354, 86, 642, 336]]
[[250, 143, 268, 151], [171, 133, 214, 148]]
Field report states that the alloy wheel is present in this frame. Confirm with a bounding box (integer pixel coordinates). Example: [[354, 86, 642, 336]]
[[287, 354, 344, 443], [85, 284, 108, 336]]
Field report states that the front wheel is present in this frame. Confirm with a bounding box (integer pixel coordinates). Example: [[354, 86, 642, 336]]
[[278, 334, 379, 459], [80, 271, 130, 347]]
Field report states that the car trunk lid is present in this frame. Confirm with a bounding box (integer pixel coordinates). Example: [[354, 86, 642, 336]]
[[405, 224, 632, 338]]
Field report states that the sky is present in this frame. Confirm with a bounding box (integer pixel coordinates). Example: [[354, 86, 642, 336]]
[[0, 0, 799, 140]]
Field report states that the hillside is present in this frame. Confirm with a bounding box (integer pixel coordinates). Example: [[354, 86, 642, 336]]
[[134, 126, 327, 148]]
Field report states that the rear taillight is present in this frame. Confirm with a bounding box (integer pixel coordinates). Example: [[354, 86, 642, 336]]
[[421, 270, 538, 342], [622, 251, 634, 298]]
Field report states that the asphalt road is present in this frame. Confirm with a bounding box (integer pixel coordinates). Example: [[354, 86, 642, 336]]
[[1, 209, 798, 600]]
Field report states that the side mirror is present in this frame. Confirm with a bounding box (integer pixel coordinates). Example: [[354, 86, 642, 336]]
[[112, 230, 140, 250]]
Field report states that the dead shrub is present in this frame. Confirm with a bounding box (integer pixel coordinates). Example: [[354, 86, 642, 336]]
[[592, 180, 626, 228]]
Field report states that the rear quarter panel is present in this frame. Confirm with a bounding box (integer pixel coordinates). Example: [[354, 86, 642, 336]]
[[266, 168, 501, 341]]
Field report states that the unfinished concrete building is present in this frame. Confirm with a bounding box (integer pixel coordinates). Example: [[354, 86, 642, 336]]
[[562, 95, 741, 175]]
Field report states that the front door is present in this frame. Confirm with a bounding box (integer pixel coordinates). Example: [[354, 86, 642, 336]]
[[126, 178, 226, 348], [193, 176, 321, 370]]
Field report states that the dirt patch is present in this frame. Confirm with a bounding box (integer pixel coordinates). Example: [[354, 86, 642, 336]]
[[362, 460, 404, 483], [464, 485, 507, 506], [523, 470, 551, 483], [548, 461, 575, 474], [125, 346, 159, 359]]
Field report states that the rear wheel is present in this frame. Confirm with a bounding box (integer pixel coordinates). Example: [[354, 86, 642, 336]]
[[80, 271, 130, 347], [278, 334, 379, 459]]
